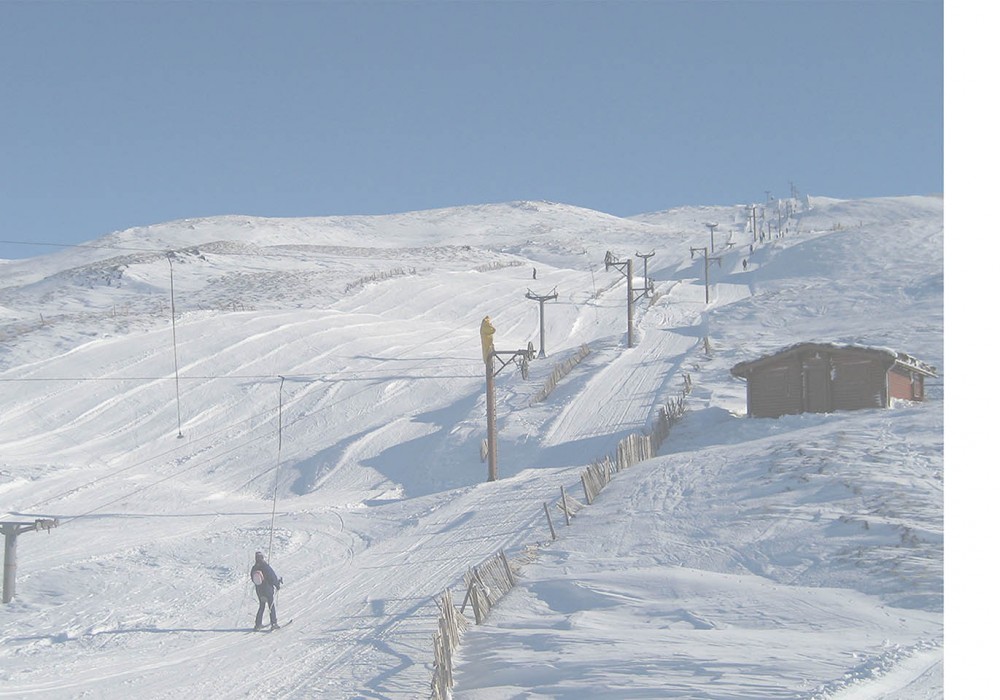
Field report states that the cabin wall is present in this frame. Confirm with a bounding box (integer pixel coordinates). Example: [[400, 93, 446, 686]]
[[747, 360, 803, 418], [802, 355, 832, 413], [888, 367, 926, 402], [830, 355, 885, 410], [739, 346, 931, 418]]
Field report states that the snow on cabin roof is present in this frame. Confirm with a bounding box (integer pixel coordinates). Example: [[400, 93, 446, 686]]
[[731, 341, 937, 378]]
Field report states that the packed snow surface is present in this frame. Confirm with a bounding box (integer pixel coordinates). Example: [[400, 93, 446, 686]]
[[0, 195, 942, 698]]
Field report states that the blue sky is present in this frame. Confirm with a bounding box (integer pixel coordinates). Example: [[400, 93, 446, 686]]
[[1, 1, 943, 260]]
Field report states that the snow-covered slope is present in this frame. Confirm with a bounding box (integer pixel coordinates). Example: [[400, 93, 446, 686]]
[[0, 195, 943, 698]]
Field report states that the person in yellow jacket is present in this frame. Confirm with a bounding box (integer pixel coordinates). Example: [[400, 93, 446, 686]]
[[480, 316, 495, 364]]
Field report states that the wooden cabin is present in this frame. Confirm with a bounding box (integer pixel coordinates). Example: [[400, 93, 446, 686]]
[[730, 342, 936, 418]]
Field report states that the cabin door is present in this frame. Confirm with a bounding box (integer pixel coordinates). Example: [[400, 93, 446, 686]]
[[803, 356, 832, 413]]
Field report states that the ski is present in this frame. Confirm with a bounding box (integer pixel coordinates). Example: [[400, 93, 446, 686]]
[[253, 618, 292, 632]]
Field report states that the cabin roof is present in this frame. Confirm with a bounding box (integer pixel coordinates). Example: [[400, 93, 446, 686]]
[[730, 342, 937, 379]]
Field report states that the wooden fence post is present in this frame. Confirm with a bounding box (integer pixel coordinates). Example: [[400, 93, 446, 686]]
[[460, 578, 474, 615], [499, 550, 515, 587], [470, 583, 483, 624], [543, 502, 556, 540]]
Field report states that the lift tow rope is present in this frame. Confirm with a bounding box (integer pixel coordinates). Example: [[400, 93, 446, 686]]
[[267, 376, 285, 561]]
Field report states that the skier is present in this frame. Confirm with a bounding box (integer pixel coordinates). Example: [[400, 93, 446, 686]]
[[250, 551, 282, 630]]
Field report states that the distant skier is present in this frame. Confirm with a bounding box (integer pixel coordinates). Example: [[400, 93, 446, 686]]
[[250, 551, 282, 630], [742, 259, 748, 271], [532, 267, 537, 279]]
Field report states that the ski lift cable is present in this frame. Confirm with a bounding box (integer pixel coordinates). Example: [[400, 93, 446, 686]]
[[266, 376, 285, 562], [10, 314, 490, 523]]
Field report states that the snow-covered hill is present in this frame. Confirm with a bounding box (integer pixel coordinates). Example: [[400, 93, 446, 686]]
[[0, 195, 942, 698]]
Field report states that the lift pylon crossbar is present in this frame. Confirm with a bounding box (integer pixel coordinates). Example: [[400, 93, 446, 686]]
[[605, 259, 645, 304], [635, 251, 655, 297], [491, 347, 535, 378], [604, 254, 640, 347], [689, 246, 722, 304], [2, 518, 59, 603], [526, 289, 558, 358]]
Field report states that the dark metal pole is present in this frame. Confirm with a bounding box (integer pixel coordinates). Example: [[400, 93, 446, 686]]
[[604, 253, 638, 347], [167, 255, 183, 438], [690, 247, 719, 304], [526, 290, 558, 358], [703, 253, 710, 303], [626, 259, 634, 347], [2, 525, 18, 604], [635, 251, 655, 297], [486, 353, 497, 481], [2, 520, 58, 603], [539, 301, 546, 358]]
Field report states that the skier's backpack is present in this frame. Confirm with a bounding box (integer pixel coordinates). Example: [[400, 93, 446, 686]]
[[251, 570, 264, 586]]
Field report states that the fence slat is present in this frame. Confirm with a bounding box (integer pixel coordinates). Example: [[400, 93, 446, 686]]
[[543, 502, 557, 540]]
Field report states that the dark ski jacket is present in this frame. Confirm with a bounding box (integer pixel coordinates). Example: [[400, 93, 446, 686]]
[[250, 561, 280, 596]]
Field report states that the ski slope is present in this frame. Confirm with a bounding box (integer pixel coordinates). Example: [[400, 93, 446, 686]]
[[0, 196, 943, 698]]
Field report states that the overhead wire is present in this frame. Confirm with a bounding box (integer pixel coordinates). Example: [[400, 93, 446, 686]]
[[9, 373, 324, 517], [266, 377, 285, 561], [0, 237, 402, 261], [56, 426, 280, 526], [11, 338, 475, 525], [12, 400, 281, 518], [4, 240, 503, 527], [0, 368, 479, 383]]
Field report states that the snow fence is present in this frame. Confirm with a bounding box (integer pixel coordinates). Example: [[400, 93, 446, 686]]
[[429, 374, 692, 698]]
